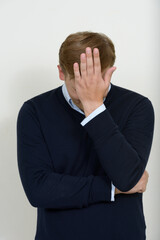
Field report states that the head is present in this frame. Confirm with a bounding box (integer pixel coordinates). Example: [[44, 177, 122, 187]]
[[57, 31, 116, 106]]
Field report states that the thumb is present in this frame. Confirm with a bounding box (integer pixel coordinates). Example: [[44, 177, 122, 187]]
[[104, 66, 117, 83]]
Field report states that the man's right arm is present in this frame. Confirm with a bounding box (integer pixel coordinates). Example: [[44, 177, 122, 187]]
[[17, 102, 115, 210]]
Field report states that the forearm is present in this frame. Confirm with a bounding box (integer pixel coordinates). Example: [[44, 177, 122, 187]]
[[81, 99, 154, 192], [18, 167, 113, 209]]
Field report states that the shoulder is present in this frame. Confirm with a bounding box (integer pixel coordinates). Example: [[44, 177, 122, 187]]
[[25, 86, 60, 105], [111, 83, 148, 100], [19, 85, 61, 110], [110, 83, 155, 126], [17, 85, 62, 122], [111, 83, 154, 110]]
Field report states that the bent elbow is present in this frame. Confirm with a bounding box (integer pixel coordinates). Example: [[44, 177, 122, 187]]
[[118, 184, 133, 192], [114, 167, 144, 192], [115, 178, 142, 193]]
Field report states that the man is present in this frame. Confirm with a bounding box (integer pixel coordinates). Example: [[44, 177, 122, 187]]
[[17, 31, 154, 240]]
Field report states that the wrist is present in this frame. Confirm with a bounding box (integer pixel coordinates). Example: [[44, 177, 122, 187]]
[[83, 102, 103, 117]]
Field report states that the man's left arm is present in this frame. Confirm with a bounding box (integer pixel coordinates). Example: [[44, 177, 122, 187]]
[[81, 103, 116, 200]]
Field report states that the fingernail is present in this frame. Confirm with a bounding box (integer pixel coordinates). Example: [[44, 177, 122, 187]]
[[86, 47, 91, 53]]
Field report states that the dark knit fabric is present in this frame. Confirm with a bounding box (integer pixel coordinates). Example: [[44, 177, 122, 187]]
[[16, 83, 155, 240]]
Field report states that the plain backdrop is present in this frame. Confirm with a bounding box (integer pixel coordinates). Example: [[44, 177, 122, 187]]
[[0, 0, 159, 239]]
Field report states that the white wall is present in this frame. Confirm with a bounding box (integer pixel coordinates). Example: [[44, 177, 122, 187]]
[[0, 0, 159, 239]]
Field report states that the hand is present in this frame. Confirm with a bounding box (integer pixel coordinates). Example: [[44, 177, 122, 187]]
[[73, 47, 116, 117], [115, 170, 149, 195]]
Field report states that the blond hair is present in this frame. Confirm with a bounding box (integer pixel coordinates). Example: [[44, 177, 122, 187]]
[[58, 31, 116, 79]]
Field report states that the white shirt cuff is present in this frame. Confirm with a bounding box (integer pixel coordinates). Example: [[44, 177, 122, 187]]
[[111, 182, 115, 201], [80, 104, 106, 126]]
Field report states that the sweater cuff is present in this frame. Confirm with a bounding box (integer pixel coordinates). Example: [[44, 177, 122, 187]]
[[89, 175, 112, 204], [111, 182, 115, 201], [82, 108, 118, 147], [80, 104, 106, 126]]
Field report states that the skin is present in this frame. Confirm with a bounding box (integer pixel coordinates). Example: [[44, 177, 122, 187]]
[[57, 47, 149, 195], [57, 63, 110, 112], [72, 47, 116, 117]]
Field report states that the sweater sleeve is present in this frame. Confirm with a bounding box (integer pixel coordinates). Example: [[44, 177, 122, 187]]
[[81, 97, 155, 192], [80, 103, 116, 201], [16, 102, 113, 210]]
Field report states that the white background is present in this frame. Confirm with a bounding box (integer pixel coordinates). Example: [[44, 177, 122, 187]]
[[0, 0, 159, 239]]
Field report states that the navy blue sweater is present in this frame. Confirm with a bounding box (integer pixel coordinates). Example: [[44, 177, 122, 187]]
[[16, 83, 155, 240]]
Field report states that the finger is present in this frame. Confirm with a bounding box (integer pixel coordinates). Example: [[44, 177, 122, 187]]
[[146, 171, 149, 178], [139, 190, 143, 193], [93, 48, 101, 76], [86, 47, 94, 76], [106, 66, 117, 78], [80, 53, 87, 79], [73, 62, 81, 81], [144, 170, 149, 178]]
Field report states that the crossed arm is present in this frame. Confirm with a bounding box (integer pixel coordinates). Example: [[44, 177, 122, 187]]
[[80, 102, 150, 196], [17, 102, 114, 209]]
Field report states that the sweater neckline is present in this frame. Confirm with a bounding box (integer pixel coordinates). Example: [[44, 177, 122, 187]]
[[55, 82, 115, 119]]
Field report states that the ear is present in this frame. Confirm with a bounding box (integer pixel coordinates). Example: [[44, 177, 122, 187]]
[[57, 65, 65, 81]]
